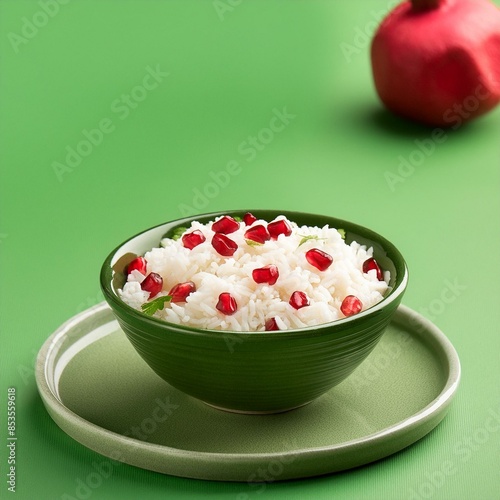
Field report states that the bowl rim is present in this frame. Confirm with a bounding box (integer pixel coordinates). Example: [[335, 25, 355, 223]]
[[100, 210, 409, 338]]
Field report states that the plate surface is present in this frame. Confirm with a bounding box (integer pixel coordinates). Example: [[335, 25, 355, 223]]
[[36, 302, 460, 482]]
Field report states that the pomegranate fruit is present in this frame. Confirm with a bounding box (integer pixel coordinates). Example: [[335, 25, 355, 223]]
[[243, 212, 257, 225], [211, 233, 238, 256], [371, 0, 500, 127], [340, 295, 363, 317], [140, 272, 163, 298], [265, 317, 280, 331], [268, 219, 292, 239], [244, 224, 270, 244], [305, 248, 333, 271], [362, 257, 384, 281], [252, 265, 279, 285], [212, 215, 239, 234], [216, 292, 238, 315], [127, 256, 147, 275], [289, 291, 310, 310], [168, 281, 196, 303], [182, 230, 206, 250]]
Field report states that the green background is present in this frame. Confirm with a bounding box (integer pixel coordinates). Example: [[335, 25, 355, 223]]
[[1, 0, 499, 498]]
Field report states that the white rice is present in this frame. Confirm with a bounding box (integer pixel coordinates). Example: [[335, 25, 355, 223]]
[[119, 215, 390, 331]]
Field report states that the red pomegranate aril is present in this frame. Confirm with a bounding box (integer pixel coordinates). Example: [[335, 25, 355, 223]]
[[140, 272, 163, 298], [305, 248, 333, 271], [243, 212, 257, 225], [362, 257, 383, 281], [289, 291, 310, 310], [211, 233, 238, 256], [265, 317, 280, 331], [127, 256, 147, 275], [168, 281, 196, 303], [182, 230, 206, 250], [252, 265, 279, 285], [216, 292, 237, 315], [212, 215, 240, 234], [340, 295, 362, 317], [268, 219, 292, 239], [244, 224, 270, 244]]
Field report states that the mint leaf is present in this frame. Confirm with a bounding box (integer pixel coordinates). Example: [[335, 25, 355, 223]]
[[233, 216, 243, 222], [246, 239, 263, 247], [171, 226, 188, 241], [297, 234, 326, 248], [338, 229, 346, 240], [141, 295, 172, 316]]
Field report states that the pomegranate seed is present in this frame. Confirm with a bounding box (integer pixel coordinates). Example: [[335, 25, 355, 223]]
[[216, 292, 237, 315], [212, 216, 240, 234], [182, 230, 206, 250], [265, 317, 280, 331], [340, 295, 363, 317], [289, 291, 310, 310], [268, 219, 292, 239], [252, 265, 279, 285], [362, 257, 383, 281], [168, 281, 196, 303], [305, 248, 333, 271], [243, 212, 257, 225], [244, 224, 270, 244], [141, 272, 163, 298], [211, 233, 238, 256], [127, 256, 147, 275]]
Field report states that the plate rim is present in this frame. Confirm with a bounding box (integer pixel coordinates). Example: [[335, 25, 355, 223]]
[[35, 302, 461, 481]]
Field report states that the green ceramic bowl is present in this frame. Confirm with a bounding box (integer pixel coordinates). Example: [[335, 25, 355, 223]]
[[100, 210, 408, 414]]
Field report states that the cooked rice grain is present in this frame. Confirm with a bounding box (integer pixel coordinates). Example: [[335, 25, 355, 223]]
[[119, 216, 390, 331]]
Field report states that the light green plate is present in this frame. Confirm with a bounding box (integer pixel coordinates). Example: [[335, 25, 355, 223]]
[[36, 302, 460, 482]]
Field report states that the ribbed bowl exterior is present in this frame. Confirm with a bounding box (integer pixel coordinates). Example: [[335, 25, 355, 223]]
[[101, 210, 408, 413]]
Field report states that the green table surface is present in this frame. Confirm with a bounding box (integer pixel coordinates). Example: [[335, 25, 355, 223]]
[[1, 1, 499, 499]]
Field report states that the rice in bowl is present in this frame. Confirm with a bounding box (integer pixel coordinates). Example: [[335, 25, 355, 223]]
[[119, 213, 390, 332]]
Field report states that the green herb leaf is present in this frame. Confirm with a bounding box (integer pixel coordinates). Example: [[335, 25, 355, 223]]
[[233, 216, 243, 222], [338, 228, 346, 240], [171, 226, 188, 241], [246, 239, 263, 247], [297, 234, 326, 247], [141, 295, 172, 316]]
